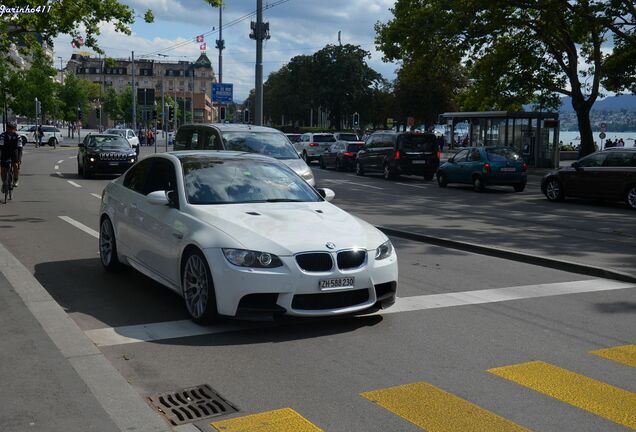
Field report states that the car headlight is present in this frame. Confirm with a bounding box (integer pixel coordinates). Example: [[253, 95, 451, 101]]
[[89, 157, 96, 162], [129, 157, 136, 163], [223, 248, 283, 268], [375, 240, 393, 260]]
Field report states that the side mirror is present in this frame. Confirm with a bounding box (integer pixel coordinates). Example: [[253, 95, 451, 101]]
[[166, 190, 179, 208], [147, 190, 170, 206], [317, 188, 335, 202]]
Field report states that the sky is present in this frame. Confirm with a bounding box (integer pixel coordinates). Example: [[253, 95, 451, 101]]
[[52, 0, 397, 102]]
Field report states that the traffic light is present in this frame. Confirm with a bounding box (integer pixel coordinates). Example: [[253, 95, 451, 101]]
[[219, 106, 226, 121], [353, 112, 360, 127], [77, 107, 83, 120], [168, 106, 174, 122], [243, 109, 250, 124], [95, 108, 100, 118]]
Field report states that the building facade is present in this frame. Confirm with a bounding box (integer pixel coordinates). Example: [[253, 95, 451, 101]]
[[66, 52, 217, 128]]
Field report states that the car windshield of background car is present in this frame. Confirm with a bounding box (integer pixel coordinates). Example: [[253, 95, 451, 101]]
[[487, 147, 520, 162], [314, 135, 336, 143], [339, 134, 358, 141], [106, 129, 127, 138], [181, 157, 322, 205], [400, 134, 436, 151], [222, 132, 299, 160], [88, 136, 132, 150], [347, 143, 364, 152], [286, 134, 301, 142]]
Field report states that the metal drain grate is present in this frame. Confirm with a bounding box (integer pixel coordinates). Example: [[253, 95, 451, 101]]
[[147, 384, 238, 426]]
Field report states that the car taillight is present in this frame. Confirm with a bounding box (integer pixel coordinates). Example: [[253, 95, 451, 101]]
[[522, 162, 528, 172], [394, 150, 400, 160], [436, 150, 441, 160], [342, 151, 354, 157], [483, 163, 491, 174], [309, 142, 318, 147]]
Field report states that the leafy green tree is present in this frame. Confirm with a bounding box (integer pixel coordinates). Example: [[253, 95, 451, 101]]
[[58, 73, 100, 123], [376, 0, 634, 157]]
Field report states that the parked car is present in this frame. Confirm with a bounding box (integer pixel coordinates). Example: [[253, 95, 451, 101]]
[[77, 134, 137, 178], [174, 124, 315, 186], [333, 132, 361, 144], [18, 125, 61, 146], [105, 128, 140, 154], [17, 125, 35, 146], [437, 146, 527, 192], [356, 131, 440, 180], [319, 141, 365, 171], [295, 132, 336, 163], [541, 148, 636, 209], [98, 151, 398, 323]]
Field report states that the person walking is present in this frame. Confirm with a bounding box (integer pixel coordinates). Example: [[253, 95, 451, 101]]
[[37, 124, 43, 148]]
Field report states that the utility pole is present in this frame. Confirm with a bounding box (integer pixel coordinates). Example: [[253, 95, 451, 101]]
[[161, 76, 165, 138], [191, 69, 194, 122], [131, 51, 136, 131], [250, 0, 270, 126], [99, 55, 103, 132], [217, 5, 224, 84]]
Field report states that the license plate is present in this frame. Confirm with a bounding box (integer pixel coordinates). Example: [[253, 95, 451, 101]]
[[109, 162, 119, 166], [319, 277, 355, 291], [412, 160, 426, 165], [500, 167, 516, 172]]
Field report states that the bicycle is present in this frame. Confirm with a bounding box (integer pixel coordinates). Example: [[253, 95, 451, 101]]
[[2, 163, 14, 204]]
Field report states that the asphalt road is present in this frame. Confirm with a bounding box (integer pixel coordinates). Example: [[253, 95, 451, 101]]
[[1, 146, 635, 432]]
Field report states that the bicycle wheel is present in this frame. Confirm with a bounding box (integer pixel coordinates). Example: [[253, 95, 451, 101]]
[[7, 167, 14, 202]]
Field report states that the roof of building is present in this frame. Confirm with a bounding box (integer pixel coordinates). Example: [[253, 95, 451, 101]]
[[193, 53, 212, 69]]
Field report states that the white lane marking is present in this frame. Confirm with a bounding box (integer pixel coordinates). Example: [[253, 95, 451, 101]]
[[91, 193, 102, 199], [57, 159, 64, 164], [382, 279, 634, 315], [54, 165, 59, 170], [67, 180, 82, 188], [396, 182, 429, 189], [58, 216, 99, 238], [83, 279, 635, 347], [68, 157, 75, 159], [320, 179, 383, 190]]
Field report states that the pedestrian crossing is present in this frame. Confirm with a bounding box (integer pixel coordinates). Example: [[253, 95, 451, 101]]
[[210, 344, 636, 431]]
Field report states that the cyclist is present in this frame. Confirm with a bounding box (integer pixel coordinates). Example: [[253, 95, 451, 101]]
[[1, 122, 22, 191]]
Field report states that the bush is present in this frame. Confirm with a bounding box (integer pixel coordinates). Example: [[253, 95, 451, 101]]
[[560, 144, 576, 151]]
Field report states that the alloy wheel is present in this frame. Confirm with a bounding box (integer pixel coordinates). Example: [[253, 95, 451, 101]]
[[546, 179, 561, 201], [99, 219, 114, 266], [183, 254, 209, 320], [627, 186, 636, 209]]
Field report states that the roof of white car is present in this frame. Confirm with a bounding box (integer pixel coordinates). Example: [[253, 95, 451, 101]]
[[185, 123, 281, 134]]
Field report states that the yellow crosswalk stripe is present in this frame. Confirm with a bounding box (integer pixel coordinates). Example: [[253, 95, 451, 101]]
[[361, 381, 530, 432], [488, 360, 636, 429], [210, 407, 322, 432], [591, 345, 636, 368]]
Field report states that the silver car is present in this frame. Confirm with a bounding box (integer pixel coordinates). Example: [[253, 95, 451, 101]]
[[296, 133, 337, 163], [173, 123, 315, 186]]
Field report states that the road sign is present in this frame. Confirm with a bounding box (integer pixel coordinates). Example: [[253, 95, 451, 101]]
[[599, 132, 606, 139], [212, 83, 233, 103], [386, 118, 394, 128], [407, 116, 415, 127]]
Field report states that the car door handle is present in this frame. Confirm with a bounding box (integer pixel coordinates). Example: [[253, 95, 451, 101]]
[[172, 232, 183, 239]]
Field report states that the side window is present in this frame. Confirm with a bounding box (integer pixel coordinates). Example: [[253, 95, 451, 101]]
[[190, 132, 199, 148], [365, 136, 376, 148], [143, 159, 178, 196], [127, 131, 134, 139], [379, 135, 392, 148], [174, 127, 198, 150], [578, 153, 607, 167], [123, 159, 152, 194], [453, 149, 470, 162], [603, 152, 632, 167], [469, 149, 482, 162], [204, 129, 223, 150]]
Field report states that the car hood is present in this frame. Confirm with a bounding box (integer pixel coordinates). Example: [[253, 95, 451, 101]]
[[189, 201, 386, 256]]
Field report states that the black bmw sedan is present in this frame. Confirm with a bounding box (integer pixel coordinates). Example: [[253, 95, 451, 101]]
[[541, 148, 636, 209], [77, 134, 137, 178]]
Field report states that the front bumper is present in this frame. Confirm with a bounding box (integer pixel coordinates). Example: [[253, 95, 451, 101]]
[[204, 248, 398, 318], [87, 160, 135, 174]]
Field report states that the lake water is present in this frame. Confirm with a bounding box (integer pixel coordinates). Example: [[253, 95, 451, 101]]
[[559, 131, 635, 148]]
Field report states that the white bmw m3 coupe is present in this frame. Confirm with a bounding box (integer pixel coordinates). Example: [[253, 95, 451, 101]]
[[99, 151, 398, 323]]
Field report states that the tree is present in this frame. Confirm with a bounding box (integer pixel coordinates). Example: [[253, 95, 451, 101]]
[[58, 73, 100, 123], [376, 0, 634, 157]]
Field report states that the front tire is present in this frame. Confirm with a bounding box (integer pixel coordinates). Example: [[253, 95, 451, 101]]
[[182, 249, 218, 324], [383, 163, 396, 180], [437, 172, 448, 187], [355, 160, 364, 176], [545, 178, 564, 201], [626, 185, 636, 210], [99, 217, 123, 272]]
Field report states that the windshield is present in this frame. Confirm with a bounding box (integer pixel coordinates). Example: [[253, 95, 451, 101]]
[[105, 129, 127, 138], [286, 134, 301, 142], [399, 134, 437, 151], [180, 156, 321, 205], [339, 134, 359, 141], [486, 147, 520, 162], [221, 131, 299, 160], [314, 135, 336, 143], [87, 136, 132, 150]]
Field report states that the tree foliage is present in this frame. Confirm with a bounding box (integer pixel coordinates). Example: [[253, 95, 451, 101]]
[[8, 47, 59, 120], [58, 72, 99, 122], [376, 0, 635, 157]]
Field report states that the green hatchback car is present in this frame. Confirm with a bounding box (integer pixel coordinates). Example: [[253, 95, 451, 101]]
[[437, 146, 528, 192]]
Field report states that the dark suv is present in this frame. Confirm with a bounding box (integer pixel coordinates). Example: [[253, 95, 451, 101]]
[[541, 148, 636, 209], [356, 131, 440, 180]]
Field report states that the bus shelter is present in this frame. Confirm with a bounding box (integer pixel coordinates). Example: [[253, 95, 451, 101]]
[[440, 111, 560, 168]]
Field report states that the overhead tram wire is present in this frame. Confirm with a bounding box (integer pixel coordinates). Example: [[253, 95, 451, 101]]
[[139, 0, 292, 58]]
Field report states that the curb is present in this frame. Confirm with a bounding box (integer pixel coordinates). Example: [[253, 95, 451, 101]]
[[378, 226, 636, 284]]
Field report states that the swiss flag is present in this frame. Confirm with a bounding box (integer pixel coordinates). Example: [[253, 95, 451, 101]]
[[196, 35, 204, 43], [199, 43, 207, 51]]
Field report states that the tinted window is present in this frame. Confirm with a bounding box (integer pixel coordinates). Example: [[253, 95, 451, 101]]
[[43, 127, 59, 132], [347, 143, 364, 152], [578, 152, 607, 167], [106, 129, 126, 138], [180, 157, 320, 205], [338, 133, 358, 141], [123, 159, 152, 193], [286, 134, 301, 142], [379, 134, 395, 148], [468, 149, 482, 162], [399, 134, 437, 151], [88, 136, 131, 150], [174, 127, 200, 150], [204, 129, 223, 150], [452, 149, 470, 162], [603, 152, 634, 167], [313, 135, 336, 143], [221, 132, 298, 159], [143, 159, 178, 196], [486, 147, 520, 162]]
